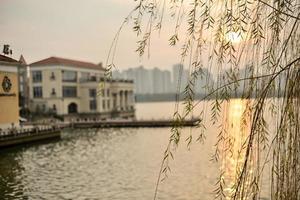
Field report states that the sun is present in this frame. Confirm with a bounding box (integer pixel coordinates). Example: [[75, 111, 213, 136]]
[[226, 31, 243, 43]]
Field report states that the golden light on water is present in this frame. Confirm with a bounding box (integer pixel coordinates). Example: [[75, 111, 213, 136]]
[[221, 99, 252, 198]]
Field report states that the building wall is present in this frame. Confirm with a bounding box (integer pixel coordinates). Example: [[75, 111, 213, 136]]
[[29, 64, 134, 119], [0, 68, 19, 129], [29, 68, 63, 114], [110, 81, 135, 110], [18, 65, 29, 108], [29, 65, 102, 114], [80, 81, 135, 113], [30, 68, 63, 99], [79, 83, 102, 113]]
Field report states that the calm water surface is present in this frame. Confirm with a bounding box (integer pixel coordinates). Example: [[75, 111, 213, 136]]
[[0, 101, 271, 199]]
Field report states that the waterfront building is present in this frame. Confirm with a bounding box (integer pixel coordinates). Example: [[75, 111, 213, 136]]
[[0, 55, 21, 129], [29, 57, 135, 121]]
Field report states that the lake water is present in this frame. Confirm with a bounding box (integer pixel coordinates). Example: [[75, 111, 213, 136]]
[[0, 100, 272, 200]]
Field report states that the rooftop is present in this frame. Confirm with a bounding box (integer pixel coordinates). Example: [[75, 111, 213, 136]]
[[19, 55, 27, 66], [0, 54, 20, 64], [30, 56, 104, 71]]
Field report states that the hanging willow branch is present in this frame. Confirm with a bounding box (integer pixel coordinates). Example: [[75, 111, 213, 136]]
[[106, 0, 300, 199]]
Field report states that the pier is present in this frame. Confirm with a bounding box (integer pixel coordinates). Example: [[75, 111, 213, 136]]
[[71, 118, 199, 128]]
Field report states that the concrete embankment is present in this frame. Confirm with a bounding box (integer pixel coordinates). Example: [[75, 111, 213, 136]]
[[0, 126, 61, 148]]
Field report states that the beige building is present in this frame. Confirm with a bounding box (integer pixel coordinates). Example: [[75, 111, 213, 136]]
[[29, 57, 135, 121], [0, 55, 21, 129]]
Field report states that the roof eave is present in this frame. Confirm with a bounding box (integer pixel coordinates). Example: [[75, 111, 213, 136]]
[[30, 63, 105, 71], [0, 60, 21, 66]]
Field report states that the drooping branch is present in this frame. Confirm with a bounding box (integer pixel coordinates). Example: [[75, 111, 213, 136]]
[[257, 0, 300, 21]]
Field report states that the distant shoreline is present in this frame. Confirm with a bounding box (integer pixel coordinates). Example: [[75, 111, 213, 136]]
[[135, 93, 285, 103]]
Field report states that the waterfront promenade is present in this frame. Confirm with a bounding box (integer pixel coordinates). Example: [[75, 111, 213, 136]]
[[0, 125, 62, 148]]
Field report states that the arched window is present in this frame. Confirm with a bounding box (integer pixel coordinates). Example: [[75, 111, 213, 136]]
[[53, 104, 57, 113], [50, 72, 55, 80], [68, 103, 78, 114]]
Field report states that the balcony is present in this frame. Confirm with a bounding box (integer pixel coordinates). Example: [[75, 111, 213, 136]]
[[80, 77, 134, 84], [80, 76, 98, 83]]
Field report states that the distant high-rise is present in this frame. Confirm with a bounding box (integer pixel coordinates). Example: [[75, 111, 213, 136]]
[[152, 67, 164, 93], [113, 64, 214, 95], [113, 66, 153, 94], [172, 64, 189, 92], [162, 70, 172, 93], [194, 67, 214, 93], [135, 66, 153, 94]]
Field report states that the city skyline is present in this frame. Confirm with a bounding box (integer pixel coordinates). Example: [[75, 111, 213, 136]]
[[113, 64, 215, 95]]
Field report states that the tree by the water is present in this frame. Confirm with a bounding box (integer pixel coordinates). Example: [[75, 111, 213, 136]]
[[106, 0, 300, 199]]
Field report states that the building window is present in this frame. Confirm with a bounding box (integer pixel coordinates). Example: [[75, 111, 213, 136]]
[[20, 85, 24, 92], [63, 86, 77, 97], [62, 70, 77, 82], [33, 86, 43, 98], [102, 100, 106, 110], [35, 105, 41, 113], [107, 100, 110, 109], [53, 104, 57, 112], [81, 72, 90, 81], [90, 76, 97, 81], [112, 93, 117, 109], [89, 89, 97, 98], [42, 104, 46, 112], [89, 100, 97, 110], [32, 71, 42, 83], [50, 72, 55, 80], [51, 88, 56, 96], [107, 89, 110, 97]]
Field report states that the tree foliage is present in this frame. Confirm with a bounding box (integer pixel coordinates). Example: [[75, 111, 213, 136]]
[[106, 0, 300, 199]]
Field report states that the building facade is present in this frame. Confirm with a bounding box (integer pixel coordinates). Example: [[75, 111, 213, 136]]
[[18, 55, 29, 110], [29, 57, 135, 121], [0, 55, 21, 129]]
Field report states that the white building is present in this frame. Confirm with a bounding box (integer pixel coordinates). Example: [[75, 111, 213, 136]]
[[29, 57, 135, 121]]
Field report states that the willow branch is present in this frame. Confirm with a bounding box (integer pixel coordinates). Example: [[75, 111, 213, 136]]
[[257, 0, 300, 20], [192, 56, 300, 110]]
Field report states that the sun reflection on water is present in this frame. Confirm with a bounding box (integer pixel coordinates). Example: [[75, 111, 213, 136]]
[[221, 99, 252, 199]]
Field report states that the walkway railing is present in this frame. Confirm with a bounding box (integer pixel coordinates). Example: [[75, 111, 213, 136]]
[[0, 125, 61, 141]]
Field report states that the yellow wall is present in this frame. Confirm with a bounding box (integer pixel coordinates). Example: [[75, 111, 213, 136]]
[[0, 71, 19, 128]]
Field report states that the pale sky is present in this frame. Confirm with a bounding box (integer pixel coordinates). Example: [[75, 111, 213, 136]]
[[0, 0, 180, 70]]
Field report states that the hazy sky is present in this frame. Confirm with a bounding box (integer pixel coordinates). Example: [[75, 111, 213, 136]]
[[0, 0, 180, 70]]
